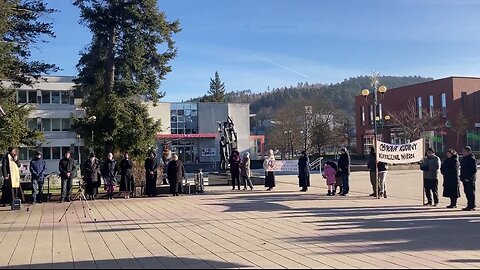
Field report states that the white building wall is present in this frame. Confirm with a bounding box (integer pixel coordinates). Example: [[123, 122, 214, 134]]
[[13, 76, 84, 174]]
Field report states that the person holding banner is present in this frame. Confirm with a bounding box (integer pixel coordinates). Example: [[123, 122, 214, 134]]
[[420, 148, 441, 206], [338, 148, 351, 196], [440, 149, 461, 209], [264, 150, 276, 191], [378, 161, 388, 198], [367, 147, 378, 197], [460, 146, 476, 211]]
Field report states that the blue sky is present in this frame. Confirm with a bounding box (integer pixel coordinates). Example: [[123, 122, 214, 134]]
[[32, 0, 480, 101]]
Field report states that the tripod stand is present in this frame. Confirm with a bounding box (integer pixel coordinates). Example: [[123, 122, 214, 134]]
[[59, 182, 97, 222]]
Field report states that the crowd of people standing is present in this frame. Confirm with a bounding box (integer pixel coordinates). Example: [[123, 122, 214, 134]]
[[0, 143, 476, 212], [0, 147, 188, 207]]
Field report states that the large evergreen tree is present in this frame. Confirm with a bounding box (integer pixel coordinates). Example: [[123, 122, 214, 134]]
[[72, 0, 180, 157], [0, 0, 57, 152], [204, 71, 226, 102]]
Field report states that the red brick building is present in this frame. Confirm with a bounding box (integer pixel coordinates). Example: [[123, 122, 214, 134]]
[[355, 77, 480, 155]]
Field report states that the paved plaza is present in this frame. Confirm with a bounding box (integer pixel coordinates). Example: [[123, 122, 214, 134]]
[[0, 170, 479, 269]]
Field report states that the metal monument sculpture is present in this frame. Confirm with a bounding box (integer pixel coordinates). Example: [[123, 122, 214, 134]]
[[218, 116, 238, 171]]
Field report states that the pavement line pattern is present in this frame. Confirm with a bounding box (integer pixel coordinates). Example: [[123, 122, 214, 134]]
[[0, 170, 478, 269]]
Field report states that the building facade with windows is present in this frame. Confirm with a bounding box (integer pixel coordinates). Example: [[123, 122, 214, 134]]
[[14, 76, 84, 174], [12, 76, 258, 173], [355, 76, 480, 155], [152, 102, 255, 164]]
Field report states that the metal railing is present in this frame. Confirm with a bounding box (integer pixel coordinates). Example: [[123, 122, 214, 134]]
[[310, 157, 323, 171]]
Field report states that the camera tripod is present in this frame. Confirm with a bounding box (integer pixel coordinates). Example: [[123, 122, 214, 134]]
[[58, 182, 97, 223]]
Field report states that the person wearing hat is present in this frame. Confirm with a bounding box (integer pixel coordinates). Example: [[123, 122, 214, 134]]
[[420, 147, 441, 206], [460, 146, 476, 211], [30, 151, 47, 204], [84, 153, 100, 200]]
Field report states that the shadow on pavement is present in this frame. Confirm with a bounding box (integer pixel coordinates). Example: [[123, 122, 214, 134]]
[[10, 255, 246, 269]]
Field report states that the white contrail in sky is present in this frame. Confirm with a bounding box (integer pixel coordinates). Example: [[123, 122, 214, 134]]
[[255, 55, 310, 79]]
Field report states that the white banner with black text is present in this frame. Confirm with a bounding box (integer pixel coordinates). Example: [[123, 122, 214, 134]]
[[376, 138, 424, 165]]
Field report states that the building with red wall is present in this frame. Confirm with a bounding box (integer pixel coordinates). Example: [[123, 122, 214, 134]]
[[355, 77, 480, 155]]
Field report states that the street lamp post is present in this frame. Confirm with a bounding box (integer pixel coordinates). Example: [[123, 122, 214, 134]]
[[361, 72, 388, 199], [283, 130, 294, 159], [76, 134, 82, 178], [88, 116, 96, 154]]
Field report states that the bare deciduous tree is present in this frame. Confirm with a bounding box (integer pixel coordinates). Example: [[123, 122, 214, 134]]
[[389, 99, 444, 141], [452, 111, 469, 149]]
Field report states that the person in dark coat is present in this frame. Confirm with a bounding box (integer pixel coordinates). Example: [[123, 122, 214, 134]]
[[102, 153, 117, 200], [120, 152, 134, 199], [59, 151, 77, 203], [167, 154, 186, 197], [440, 149, 461, 209], [420, 147, 441, 206], [84, 153, 100, 200], [229, 150, 242, 191], [460, 146, 477, 211], [298, 151, 310, 192], [1, 147, 23, 207], [145, 151, 158, 197], [367, 147, 378, 197], [338, 148, 351, 196], [30, 151, 46, 204]]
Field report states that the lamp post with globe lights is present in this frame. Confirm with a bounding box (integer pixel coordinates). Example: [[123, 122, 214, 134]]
[[361, 72, 388, 199]]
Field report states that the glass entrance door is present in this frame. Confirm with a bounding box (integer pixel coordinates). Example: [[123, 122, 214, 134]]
[[171, 140, 197, 163]]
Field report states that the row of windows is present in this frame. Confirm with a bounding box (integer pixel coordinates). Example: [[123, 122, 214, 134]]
[[28, 118, 71, 132], [171, 103, 199, 135], [360, 104, 384, 126], [17, 90, 74, 105], [416, 93, 447, 119], [19, 146, 77, 161], [360, 92, 447, 126]]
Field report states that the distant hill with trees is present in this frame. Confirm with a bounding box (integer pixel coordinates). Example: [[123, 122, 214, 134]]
[[192, 75, 433, 115]]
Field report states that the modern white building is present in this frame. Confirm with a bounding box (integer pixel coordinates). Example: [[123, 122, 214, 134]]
[[12, 76, 259, 174], [15, 76, 84, 174]]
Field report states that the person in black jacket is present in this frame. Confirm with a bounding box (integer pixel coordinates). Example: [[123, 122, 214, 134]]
[[30, 151, 46, 204], [167, 154, 186, 197], [367, 147, 378, 197], [441, 149, 461, 209], [338, 148, 351, 196], [378, 161, 388, 198], [298, 151, 310, 192], [229, 150, 242, 191], [460, 146, 477, 211], [84, 153, 100, 200], [145, 151, 158, 197], [120, 152, 134, 199], [59, 151, 77, 203]]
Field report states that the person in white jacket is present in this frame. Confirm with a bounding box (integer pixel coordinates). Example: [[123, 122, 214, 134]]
[[264, 150, 276, 191]]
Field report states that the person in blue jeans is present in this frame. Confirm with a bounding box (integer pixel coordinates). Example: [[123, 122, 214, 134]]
[[30, 151, 47, 204], [338, 148, 351, 196]]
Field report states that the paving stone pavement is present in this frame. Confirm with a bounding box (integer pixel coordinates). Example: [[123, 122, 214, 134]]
[[0, 170, 479, 269]]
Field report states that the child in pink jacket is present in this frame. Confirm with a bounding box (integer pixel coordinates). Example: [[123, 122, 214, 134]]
[[322, 163, 337, 196]]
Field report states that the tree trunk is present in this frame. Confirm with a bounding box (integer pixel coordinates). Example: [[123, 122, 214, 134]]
[[105, 24, 116, 95]]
